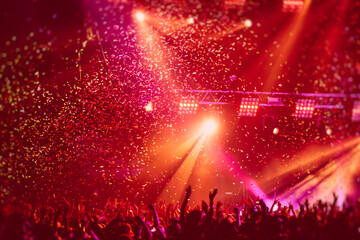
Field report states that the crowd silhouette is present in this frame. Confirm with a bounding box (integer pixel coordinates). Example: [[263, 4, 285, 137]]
[[1, 186, 359, 240]]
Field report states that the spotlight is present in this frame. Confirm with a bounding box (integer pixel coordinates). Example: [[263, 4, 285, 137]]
[[239, 98, 259, 117], [144, 101, 153, 112], [224, 0, 247, 9], [273, 127, 279, 135], [187, 17, 194, 24], [244, 19, 252, 28], [294, 99, 315, 119], [179, 99, 198, 114], [282, 0, 304, 13], [351, 101, 360, 122], [202, 119, 218, 136], [134, 11, 145, 22], [267, 97, 282, 106], [325, 127, 332, 136]]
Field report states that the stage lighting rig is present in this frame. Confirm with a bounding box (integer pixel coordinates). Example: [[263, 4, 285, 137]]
[[282, 0, 304, 13], [267, 97, 283, 106], [179, 99, 198, 115], [224, 0, 246, 9], [351, 101, 360, 122], [294, 99, 315, 119], [239, 98, 259, 117]]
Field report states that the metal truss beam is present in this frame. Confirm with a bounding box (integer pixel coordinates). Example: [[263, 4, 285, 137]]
[[176, 90, 360, 110]]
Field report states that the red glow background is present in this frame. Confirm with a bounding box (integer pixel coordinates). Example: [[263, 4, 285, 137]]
[[0, 0, 360, 206]]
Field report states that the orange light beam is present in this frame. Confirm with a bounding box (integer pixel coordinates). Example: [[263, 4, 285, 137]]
[[278, 142, 360, 207], [157, 136, 205, 203], [261, 136, 360, 182], [263, 0, 312, 91]]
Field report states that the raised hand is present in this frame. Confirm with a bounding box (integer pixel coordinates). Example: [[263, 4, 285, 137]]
[[289, 202, 293, 210], [332, 192, 338, 203], [209, 188, 218, 200], [149, 204, 160, 229], [234, 207, 241, 228], [270, 199, 278, 213], [181, 185, 192, 225], [202, 200, 209, 214]]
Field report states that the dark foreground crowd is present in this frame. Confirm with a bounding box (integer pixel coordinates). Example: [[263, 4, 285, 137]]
[[1, 187, 359, 240]]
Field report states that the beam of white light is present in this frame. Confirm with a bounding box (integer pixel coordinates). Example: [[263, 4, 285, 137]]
[[277, 141, 360, 208], [134, 11, 145, 22], [201, 119, 218, 136], [244, 19, 252, 28]]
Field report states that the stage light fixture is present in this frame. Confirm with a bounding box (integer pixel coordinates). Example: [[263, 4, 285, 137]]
[[202, 119, 218, 136], [179, 99, 198, 114], [282, 0, 304, 13], [187, 17, 195, 24], [239, 98, 259, 117], [351, 101, 360, 122], [144, 101, 153, 112], [135, 11, 145, 22], [244, 19, 252, 28], [273, 127, 279, 135], [267, 97, 282, 106], [224, 0, 246, 9], [294, 99, 315, 118], [326, 127, 332, 136]]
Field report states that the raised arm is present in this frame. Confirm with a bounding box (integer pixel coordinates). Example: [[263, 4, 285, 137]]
[[149, 204, 166, 239], [329, 192, 338, 217], [149, 204, 160, 228], [209, 188, 217, 219], [288, 203, 296, 218], [270, 199, 278, 214], [180, 185, 192, 225], [234, 207, 241, 228], [134, 216, 152, 240], [297, 200, 304, 219], [202, 201, 209, 217]]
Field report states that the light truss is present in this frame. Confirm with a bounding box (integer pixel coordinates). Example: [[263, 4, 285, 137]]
[[282, 0, 304, 13], [176, 90, 360, 110]]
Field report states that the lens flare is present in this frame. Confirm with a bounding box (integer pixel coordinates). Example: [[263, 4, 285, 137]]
[[326, 127, 332, 136], [144, 101, 153, 112], [244, 19, 252, 28], [202, 119, 218, 136], [273, 127, 279, 135], [187, 17, 195, 24], [134, 11, 145, 22]]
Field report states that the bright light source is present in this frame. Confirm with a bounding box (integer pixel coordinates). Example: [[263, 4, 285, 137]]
[[294, 99, 315, 119], [351, 101, 360, 122], [273, 127, 279, 135], [202, 119, 218, 136], [244, 19, 252, 28], [282, 0, 304, 13], [179, 99, 198, 114], [268, 97, 282, 106], [144, 101, 153, 112], [224, 0, 246, 9], [326, 128, 332, 136], [135, 11, 145, 22], [239, 98, 259, 117], [187, 17, 194, 24]]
